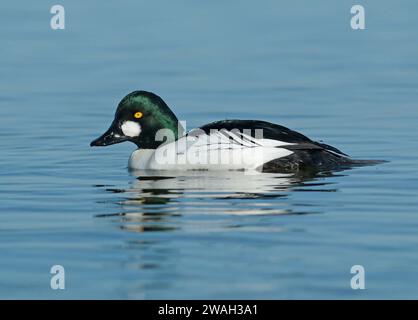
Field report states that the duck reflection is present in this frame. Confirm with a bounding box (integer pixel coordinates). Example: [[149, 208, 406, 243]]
[[95, 169, 343, 233]]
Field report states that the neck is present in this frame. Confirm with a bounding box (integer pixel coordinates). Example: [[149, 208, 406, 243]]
[[137, 120, 184, 149]]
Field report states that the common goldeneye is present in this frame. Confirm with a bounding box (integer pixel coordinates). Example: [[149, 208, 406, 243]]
[[90, 91, 380, 172]]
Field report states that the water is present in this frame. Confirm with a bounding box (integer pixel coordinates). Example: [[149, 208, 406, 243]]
[[1, 0, 418, 299]]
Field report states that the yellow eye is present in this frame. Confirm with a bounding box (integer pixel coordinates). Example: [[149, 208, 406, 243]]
[[134, 112, 143, 119]]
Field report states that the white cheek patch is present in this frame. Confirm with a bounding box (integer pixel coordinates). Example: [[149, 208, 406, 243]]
[[121, 121, 141, 137]]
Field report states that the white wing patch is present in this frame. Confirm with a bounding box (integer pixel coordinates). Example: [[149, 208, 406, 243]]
[[141, 129, 295, 171]]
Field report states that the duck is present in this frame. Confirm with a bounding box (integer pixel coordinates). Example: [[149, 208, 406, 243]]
[[90, 90, 380, 172]]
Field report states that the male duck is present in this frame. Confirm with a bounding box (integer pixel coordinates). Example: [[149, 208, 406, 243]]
[[90, 91, 379, 172]]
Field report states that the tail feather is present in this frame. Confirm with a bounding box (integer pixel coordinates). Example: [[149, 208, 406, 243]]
[[348, 159, 388, 166]]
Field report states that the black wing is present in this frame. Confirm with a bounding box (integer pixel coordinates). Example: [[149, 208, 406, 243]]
[[198, 120, 348, 156]]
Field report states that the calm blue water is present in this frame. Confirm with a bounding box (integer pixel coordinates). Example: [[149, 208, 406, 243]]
[[1, 0, 418, 299]]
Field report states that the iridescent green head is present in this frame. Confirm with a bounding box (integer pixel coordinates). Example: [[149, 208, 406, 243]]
[[90, 91, 183, 149]]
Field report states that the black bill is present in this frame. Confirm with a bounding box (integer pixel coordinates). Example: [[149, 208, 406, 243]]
[[90, 121, 128, 147]]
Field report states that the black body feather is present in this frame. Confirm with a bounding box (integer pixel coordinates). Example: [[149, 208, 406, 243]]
[[198, 119, 382, 172]]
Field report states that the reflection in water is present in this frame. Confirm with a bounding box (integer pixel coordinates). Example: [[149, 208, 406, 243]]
[[95, 169, 344, 233], [93, 169, 352, 297]]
